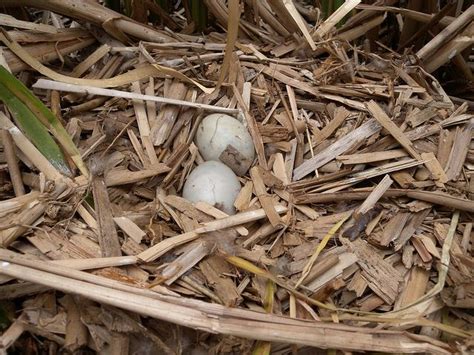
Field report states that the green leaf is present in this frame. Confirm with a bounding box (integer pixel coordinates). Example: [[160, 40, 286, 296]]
[[189, 0, 208, 32], [0, 65, 88, 177], [0, 302, 11, 330], [0, 81, 72, 176]]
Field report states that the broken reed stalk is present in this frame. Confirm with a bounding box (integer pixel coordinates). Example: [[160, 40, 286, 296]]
[[138, 205, 288, 262], [416, 4, 474, 61], [0, 2, 472, 353], [0, 112, 65, 182], [0, 254, 138, 285], [0, 191, 41, 217], [295, 189, 474, 212], [0, 129, 25, 196], [314, 0, 361, 38], [0, 251, 453, 354], [4, 38, 96, 73], [281, 0, 317, 50], [423, 22, 474, 73], [33, 79, 239, 114], [1, 0, 175, 43]]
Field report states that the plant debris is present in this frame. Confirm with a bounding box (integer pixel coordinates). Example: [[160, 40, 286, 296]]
[[0, 1, 473, 354]]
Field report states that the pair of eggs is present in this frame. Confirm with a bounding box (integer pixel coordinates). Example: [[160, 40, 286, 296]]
[[182, 113, 255, 215]]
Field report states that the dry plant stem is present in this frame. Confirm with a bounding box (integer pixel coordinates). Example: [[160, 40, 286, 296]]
[[250, 167, 283, 227], [151, 80, 187, 146], [103, 166, 170, 186], [356, 174, 393, 216], [33, 79, 238, 114], [194, 202, 248, 236], [366, 100, 422, 160], [214, 0, 240, 90], [397, 1, 456, 50], [395, 267, 429, 309], [0, 313, 26, 351], [0, 181, 67, 247], [416, 4, 474, 61], [338, 14, 386, 42], [293, 119, 381, 180], [0, 2, 472, 352], [0, 249, 467, 337], [225, 254, 336, 311], [461, 223, 472, 253], [0, 249, 152, 298], [91, 176, 122, 257], [59, 295, 88, 352], [421, 152, 448, 184], [161, 241, 211, 285], [342, 238, 403, 304], [200, 256, 241, 306], [247, 0, 289, 37], [114, 217, 146, 243], [1, 129, 25, 196], [109, 334, 130, 355], [452, 53, 474, 81], [277, 254, 340, 302], [423, 22, 474, 73], [4, 38, 96, 73], [0, 255, 139, 285], [390, 211, 460, 314], [296, 189, 474, 212], [130, 81, 158, 163], [441, 121, 472, 181], [314, 0, 361, 38], [138, 206, 287, 262], [0, 258, 452, 354], [0, 191, 41, 217], [51, 256, 138, 269], [355, 4, 454, 27], [181, 274, 222, 304], [0, 203, 46, 247], [322, 313, 468, 338], [6, 28, 89, 42], [0, 14, 58, 33], [1, 0, 175, 43], [232, 85, 267, 168], [244, 62, 367, 111], [338, 149, 408, 164], [296, 213, 351, 288], [314, 107, 350, 144], [242, 223, 279, 248], [281, 0, 317, 50], [20, 323, 64, 345], [0, 113, 64, 182], [70, 44, 111, 78], [1, 33, 209, 91]]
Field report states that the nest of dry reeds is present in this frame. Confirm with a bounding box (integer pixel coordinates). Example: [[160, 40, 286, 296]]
[[0, 1, 473, 354]]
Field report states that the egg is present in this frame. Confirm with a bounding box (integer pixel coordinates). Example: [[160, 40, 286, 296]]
[[195, 113, 255, 174], [182, 161, 241, 215]]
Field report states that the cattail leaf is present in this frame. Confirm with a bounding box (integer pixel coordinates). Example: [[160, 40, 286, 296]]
[[0, 65, 88, 177], [0, 81, 72, 176]]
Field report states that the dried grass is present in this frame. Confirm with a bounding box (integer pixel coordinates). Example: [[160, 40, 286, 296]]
[[0, 1, 473, 354]]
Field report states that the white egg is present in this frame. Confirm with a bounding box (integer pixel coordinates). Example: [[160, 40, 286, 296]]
[[182, 161, 241, 215], [195, 113, 255, 174]]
